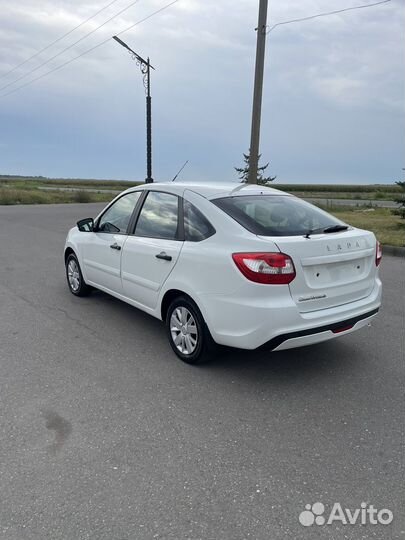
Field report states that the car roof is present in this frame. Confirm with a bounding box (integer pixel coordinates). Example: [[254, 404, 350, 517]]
[[124, 181, 290, 200]]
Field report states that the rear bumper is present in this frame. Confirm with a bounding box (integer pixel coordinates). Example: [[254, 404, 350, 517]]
[[261, 308, 379, 351], [198, 278, 382, 350]]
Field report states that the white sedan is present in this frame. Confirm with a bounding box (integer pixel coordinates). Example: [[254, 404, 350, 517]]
[[64, 182, 382, 364]]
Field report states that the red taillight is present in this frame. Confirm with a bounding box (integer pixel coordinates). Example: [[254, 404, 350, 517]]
[[232, 252, 296, 284], [376, 241, 382, 267]]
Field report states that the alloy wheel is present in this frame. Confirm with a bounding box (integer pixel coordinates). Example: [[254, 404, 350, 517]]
[[67, 259, 80, 292], [170, 306, 198, 355]]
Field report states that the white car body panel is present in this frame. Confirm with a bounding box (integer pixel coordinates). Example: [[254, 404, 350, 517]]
[[64, 182, 382, 351], [121, 236, 183, 311], [81, 232, 125, 292], [270, 230, 377, 313]]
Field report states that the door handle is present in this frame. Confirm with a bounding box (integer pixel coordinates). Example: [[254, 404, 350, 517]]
[[155, 252, 172, 261], [110, 243, 121, 251]]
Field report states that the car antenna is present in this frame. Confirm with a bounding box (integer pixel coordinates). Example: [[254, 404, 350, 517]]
[[171, 160, 189, 182]]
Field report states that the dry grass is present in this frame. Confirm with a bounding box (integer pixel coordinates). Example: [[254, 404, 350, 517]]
[[0, 188, 113, 205], [0, 175, 139, 191], [276, 184, 400, 195], [326, 207, 405, 247]]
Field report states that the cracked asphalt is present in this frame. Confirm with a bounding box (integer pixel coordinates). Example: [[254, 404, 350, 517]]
[[0, 203, 404, 540]]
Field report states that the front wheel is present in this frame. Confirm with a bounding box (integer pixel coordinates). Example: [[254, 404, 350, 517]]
[[65, 253, 91, 297], [166, 296, 216, 365]]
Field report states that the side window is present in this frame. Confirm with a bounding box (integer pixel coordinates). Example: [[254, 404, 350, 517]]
[[98, 191, 142, 234], [135, 191, 179, 240], [184, 200, 215, 242]]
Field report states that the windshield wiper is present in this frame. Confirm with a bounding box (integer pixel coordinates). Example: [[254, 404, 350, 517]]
[[323, 225, 349, 233], [305, 224, 349, 238]]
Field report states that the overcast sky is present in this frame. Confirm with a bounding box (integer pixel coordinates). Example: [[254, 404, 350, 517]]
[[0, 0, 403, 184]]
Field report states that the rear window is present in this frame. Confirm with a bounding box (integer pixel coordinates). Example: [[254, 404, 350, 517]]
[[212, 195, 345, 237]]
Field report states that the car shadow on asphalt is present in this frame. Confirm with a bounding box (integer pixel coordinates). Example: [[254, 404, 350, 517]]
[[87, 289, 164, 330], [87, 289, 363, 384], [202, 340, 361, 385]]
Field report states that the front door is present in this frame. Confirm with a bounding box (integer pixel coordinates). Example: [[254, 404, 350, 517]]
[[82, 191, 142, 293]]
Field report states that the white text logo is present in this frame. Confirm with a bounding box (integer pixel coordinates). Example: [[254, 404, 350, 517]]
[[299, 502, 393, 527]]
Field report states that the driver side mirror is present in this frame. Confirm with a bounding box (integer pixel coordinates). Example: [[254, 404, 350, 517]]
[[77, 218, 94, 232]]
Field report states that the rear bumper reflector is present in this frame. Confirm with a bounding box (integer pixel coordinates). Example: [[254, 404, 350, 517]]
[[332, 325, 354, 334], [260, 308, 379, 351]]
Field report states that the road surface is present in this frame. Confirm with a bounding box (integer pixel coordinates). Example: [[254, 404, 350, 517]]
[[0, 203, 403, 540]]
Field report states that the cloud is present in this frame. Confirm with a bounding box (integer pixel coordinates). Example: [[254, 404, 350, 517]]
[[311, 75, 365, 104], [0, 0, 403, 183]]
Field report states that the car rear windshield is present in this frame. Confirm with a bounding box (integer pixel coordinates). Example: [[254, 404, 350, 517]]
[[212, 195, 345, 237]]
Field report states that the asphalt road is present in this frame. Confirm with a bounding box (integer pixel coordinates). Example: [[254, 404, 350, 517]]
[[0, 203, 403, 540]]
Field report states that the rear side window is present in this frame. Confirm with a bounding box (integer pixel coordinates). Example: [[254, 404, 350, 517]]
[[212, 195, 345, 237], [184, 200, 215, 242], [135, 191, 179, 240]]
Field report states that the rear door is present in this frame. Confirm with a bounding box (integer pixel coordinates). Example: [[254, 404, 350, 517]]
[[265, 229, 377, 312], [121, 191, 183, 310]]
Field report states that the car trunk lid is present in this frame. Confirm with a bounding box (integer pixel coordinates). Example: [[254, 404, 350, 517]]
[[258, 229, 377, 313]]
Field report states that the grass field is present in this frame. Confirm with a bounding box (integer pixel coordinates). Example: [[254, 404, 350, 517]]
[[275, 183, 401, 193], [0, 176, 133, 205], [317, 206, 404, 247], [1, 175, 403, 247], [0, 188, 115, 205], [0, 174, 137, 192]]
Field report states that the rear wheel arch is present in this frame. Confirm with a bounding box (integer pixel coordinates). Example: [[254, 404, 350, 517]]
[[161, 289, 192, 322], [161, 289, 207, 325]]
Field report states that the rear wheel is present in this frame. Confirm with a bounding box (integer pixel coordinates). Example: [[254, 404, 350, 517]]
[[65, 253, 91, 297], [166, 296, 216, 365]]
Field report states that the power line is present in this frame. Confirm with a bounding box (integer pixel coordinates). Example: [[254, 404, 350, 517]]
[[266, 0, 392, 34], [0, 0, 142, 93], [0, 0, 123, 82], [0, 1, 179, 99]]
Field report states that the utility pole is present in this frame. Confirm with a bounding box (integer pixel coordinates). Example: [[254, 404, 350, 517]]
[[145, 59, 152, 183], [113, 35, 154, 183], [248, 0, 268, 184]]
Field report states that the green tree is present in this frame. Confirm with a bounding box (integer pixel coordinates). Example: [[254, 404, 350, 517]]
[[235, 152, 276, 185], [392, 177, 405, 220]]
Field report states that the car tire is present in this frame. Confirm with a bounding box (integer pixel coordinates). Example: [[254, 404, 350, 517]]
[[166, 296, 216, 365], [65, 253, 91, 297]]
